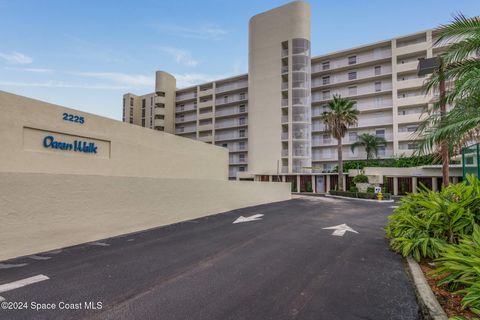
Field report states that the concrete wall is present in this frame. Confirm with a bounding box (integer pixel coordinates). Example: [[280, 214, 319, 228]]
[[0, 90, 228, 180], [0, 172, 290, 261]]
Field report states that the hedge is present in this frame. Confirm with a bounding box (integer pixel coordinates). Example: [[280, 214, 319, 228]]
[[329, 190, 391, 200]]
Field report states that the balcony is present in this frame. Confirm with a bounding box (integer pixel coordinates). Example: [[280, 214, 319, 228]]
[[312, 50, 392, 73], [281, 99, 288, 107], [154, 119, 164, 127], [396, 95, 431, 107], [396, 78, 425, 90], [154, 96, 166, 105], [154, 107, 165, 116], [282, 49, 288, 57], [312, 124, 326, 132], [198, 88, 213, 97], [397, 131, 417, 141], [215, 107, 247, 117], [176, 92, 197, 102], [175, 126, 196, 134], [355, 116, 393, 128], [198, 100, 213, 109], [215, 132, 247, 141], [281, 132, 289, 140], [198, 135, 213, 142], [216, 95, 248, 106], [281, 149, 289, 157], [397, 112, 428, 124], [312, 69, 392, 89], [175, 115, 197, 123], [198, 123, 213, 131], [215, 120, 247, 129], [230, 157, 248, 165], [198, 112, 213, 120], [396, 61, 418, 74], [395, 41, 428, 56], [216, 81, 248, 94], [176, 104, 197, 113]]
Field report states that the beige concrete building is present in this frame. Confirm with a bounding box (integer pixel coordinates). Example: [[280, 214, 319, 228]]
[[123, 1, 452, 189]]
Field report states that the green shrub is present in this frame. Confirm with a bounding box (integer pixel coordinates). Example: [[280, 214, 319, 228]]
[[333, 154, 448, 172], [432, 225, 480, 316], [352, 174, 369, 184], [366, 186, 375, 193], [386, 175, 480, 262], [349, 186, 358, 192], [330, 190, 391, 200], [306, 180, 313, 192]]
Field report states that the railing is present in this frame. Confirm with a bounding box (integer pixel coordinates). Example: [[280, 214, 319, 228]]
[[281, 99, 288, 107], [281, 66, 289, 73], [311, 49, 392, 73], [176, 104, 197, 113], [216, 81, 248, 93], [215, 120, 248, 129], [281, 82, 289, 90], [281, 149, 289, 157], [176, 92, 197, 101], [312, 67, 392, 88], [282, 49, 288, 57], [215, 107, 247, 117], [281, 132, 289, 140], [215, 132, 247, 141], [175, 115, 197, 123], [216, 95, 248, 106], [175, 126, 196, 134]]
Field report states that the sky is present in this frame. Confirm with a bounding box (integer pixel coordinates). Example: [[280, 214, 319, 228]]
[[0, 0, 478, 120]]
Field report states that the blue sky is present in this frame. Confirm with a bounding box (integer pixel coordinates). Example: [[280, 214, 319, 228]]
[[0, 0, 478, 120]]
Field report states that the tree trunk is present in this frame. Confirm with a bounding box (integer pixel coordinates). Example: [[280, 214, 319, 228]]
[[337, 137, 344, 191], [439, 63, 450, 188]]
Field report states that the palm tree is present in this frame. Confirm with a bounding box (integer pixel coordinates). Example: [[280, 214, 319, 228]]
[[350, 133, 387, 161], [321, 95, 359, 191], [418, 14, 480, 186]]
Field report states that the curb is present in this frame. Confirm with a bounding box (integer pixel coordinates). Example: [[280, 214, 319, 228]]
[[324, 194, 394, 203], [405, 257, 448, 320]]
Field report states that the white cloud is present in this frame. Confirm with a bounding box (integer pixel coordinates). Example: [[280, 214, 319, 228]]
[[0, 52, 33, 64], [69, 72, 154, 87], [4, 66, 53, 73], [152, 23, 228, 40], [158, 47, 198, 67]]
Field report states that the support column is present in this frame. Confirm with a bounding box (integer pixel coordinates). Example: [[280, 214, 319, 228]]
[[412, 177, 418, 193], [342, 175, 347, 191], [432, 177, 438, 192], [281, 175, 285, 182], [393, 177, 399, 196], [326, 175, 331, 193], [311, 175, 316, 193], [296, 175, 300, 193], [269, 175, 272, 182], [452, 176, 458, 184]]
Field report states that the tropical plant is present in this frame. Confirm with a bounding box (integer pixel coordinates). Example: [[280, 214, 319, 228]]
[[386, 175, 480, 261], [417, 14, 480, 186], [350, 133, 387, 161], [432, 225, 480, 315], [352, 174, 368, 184], [321, 95, 359, 190]]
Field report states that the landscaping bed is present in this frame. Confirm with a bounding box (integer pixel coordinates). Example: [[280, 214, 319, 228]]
[[419, 259, 477, 319], [329, 190, 391, 200]]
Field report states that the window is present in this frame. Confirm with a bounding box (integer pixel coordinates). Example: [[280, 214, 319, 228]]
[[322, 61, 330, 70], [378, 145, 386, 156], [239, 154, 246, 162], [408, 143, 417, 150], [142, 108, 145, 117], [322, 90, 330, 100], [130, 108, 133, 116], [348, 86, 357, 96], [179, 115, 184, 122], [141, 119, 145, 127], [239, 141, 246, 150], [239, 166, 245, 172], [239, 105, 246, 113], [222, 143, 228, 148], [407, 126, 417, 132], [224, 95, 228, 103], [348, 71, 357, 80], [178, 127, 184, 133], [239, 129, 246, 137], [129, 118, 133, 124], [157, 91, 165, 97], [374, 66, 382, 76], [239, 117, 246, 125], [150, 97, 153, 105], [123, 98, 125, 107], [348, 55, 357, 65], [375, 81, 382, 92], [322, 76, 330, 85], [349, 132, 358, 142], [142, 99, 146, 108], [130, 97, 134, 107], [323, 133, 330, 143], [239, 92, 246, 100], [375, 129, 386, 138]]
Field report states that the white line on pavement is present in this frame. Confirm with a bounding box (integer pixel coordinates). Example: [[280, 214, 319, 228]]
[[28, 255, 52, 261], [0, 296, 5, 302], [0, 263, 28, 270], [389, 206, 400, 209], [90, 242, 110, 247], [0, 275, 50, 294]]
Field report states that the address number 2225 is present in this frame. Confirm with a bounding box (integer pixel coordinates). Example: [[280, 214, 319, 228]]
[[63, 113, 85, 124]]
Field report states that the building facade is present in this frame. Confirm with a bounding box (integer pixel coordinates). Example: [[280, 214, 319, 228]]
[[123, 1, 448, 181]]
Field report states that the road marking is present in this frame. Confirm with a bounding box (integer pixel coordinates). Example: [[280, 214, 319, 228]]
[[233, 214, 264, 224], [0, 275, 49, 294], [0, 296, 5, 302], [90, 242, 110, 247], [28, 255, 52, 261], [0, 263, 28, 270], [323, 224, 359, 236], [389, 205, 400, 209]]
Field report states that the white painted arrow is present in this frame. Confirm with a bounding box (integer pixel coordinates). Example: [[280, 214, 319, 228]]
[[233, 214, 264, 224], [323, 223, 359, 236]]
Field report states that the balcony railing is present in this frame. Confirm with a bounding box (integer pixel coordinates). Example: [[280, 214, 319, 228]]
[[215, 107, 247, 117], [216, 95, 248, 106], [215, 132, 247, 141], [176, 92, 197, 101], [215, 120, 247, 129], [216, 81, 248, 93]]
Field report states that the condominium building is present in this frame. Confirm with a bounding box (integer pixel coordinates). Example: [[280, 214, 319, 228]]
[[123, 1, 448, 182]]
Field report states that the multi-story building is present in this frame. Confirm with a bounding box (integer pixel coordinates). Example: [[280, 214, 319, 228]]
[[123, 1, 448, 187]]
